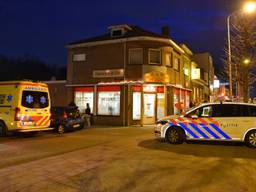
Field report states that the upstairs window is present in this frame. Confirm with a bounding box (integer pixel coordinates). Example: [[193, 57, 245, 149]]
[[149, 49, 161, 65], [129, 48, 143, 64], [73, 54, 86, 62], [166, 53, 173, 67], [173, 57, 180, 71], [111, 29, 123, 37]]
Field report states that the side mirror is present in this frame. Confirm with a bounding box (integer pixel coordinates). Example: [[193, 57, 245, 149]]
[[191, 115, 198, 119]]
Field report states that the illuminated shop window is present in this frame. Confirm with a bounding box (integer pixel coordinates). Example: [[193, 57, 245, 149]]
[[74, 92, 94, 113], [157, 93, 165, 119], [133, 92, 141, 120], [98, 92, 120, 116], [144, 94, 156, 117]]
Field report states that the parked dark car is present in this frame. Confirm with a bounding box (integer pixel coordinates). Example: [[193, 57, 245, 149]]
[[50, 106, 84, 133]]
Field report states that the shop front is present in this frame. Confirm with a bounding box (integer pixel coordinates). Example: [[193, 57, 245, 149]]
[[130, 85, 165, 125], [72, 83, 191, 126]]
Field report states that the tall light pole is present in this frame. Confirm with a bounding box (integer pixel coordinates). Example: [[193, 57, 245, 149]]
[[227, 1, 256, 100]]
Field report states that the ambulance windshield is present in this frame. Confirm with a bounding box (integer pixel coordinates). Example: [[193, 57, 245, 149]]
[[21, 91, 49, 108]]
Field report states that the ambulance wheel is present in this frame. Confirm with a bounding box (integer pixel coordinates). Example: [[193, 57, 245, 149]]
[[245, 130, 256, 148], [0, 122, 7, 137], [57, 124, 65, 134], [165, 127, 185, 144]]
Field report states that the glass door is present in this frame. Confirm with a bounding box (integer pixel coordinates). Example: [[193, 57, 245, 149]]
[[143, 94, 156, 124]]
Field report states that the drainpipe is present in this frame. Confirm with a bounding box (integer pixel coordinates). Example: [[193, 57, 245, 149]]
[[123, 42, 127, 126]]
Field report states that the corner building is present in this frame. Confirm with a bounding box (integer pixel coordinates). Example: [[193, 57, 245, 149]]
[[66, 24, 208, 126]]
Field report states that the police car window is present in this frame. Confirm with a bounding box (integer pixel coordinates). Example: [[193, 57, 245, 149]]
[[213, 104, 246, 117], [185, 108, 199, 117], [201, 106, 212, 117], [248, 106, 256, 116], [185, 105, 212, 117]]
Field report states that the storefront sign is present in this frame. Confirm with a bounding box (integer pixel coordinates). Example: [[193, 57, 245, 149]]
[[144, 72, 169, 83], [93, 69, 124, 78], [143, 85, 156, 92]]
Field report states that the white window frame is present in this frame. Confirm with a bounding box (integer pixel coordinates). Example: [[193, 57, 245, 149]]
[[148, 49, 161, 65], [129, 48, 143, 65], [73, 53, 86, 62]]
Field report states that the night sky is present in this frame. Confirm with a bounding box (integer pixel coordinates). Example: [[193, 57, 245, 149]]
[[0, 0, 243, 68]]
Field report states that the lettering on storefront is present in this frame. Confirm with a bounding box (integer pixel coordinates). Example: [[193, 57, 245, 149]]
[[93, 69, 124, 78], [144, 71, 170, 83]]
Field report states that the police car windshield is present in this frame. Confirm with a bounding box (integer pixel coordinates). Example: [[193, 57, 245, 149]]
[[22, 91, 49, 108], [184, 105, 198, 116]]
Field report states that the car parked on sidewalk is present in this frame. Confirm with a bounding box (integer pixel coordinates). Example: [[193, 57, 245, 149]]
[[50, 106, 84, 133], [155, 102, 256, 148]]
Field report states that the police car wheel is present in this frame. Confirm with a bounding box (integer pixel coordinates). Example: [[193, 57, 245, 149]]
[[245, 130, 256, 148], [166, 127, 184, 144], [0, 122, 7, 137], [57, 124, 65, 134]]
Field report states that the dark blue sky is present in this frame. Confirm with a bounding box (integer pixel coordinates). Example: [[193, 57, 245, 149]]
[[0, 0, 243, 67]]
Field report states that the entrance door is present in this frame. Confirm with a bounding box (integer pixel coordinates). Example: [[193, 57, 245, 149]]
[[143, 94, 156, 124]]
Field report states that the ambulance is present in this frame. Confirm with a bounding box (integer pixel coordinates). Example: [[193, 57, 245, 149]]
[[154, 102, 256, 148], [0, 81, 52, 136]]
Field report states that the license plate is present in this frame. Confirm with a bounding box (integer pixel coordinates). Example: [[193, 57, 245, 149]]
[[73, 124, 80, 128]]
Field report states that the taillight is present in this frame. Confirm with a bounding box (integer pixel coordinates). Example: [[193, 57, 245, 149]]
[[62, 111, 67, 119], [14, 107, 21, 121]]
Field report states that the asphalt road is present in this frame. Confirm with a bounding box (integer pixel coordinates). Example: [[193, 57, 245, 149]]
[[0, 127, 255, 192]]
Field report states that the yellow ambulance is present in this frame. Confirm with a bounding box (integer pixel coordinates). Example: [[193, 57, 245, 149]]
[[155, 102, 256, 148], [0, 81, 52, 136]]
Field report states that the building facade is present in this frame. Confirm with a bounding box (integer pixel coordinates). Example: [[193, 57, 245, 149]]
[[63, 24, 214, 126]]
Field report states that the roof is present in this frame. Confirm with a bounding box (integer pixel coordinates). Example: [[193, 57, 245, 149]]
[[0, 80, 47, 86], [68, 25, 170, 45], [199, 102, 256, 107]]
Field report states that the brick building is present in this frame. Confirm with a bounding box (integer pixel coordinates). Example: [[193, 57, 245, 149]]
[[52, 24, 214, 126]]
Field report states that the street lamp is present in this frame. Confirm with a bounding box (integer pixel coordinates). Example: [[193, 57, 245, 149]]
[[244, 58, 251, 65], [227, 1, 256, 100], [244, 2, 256, 13]]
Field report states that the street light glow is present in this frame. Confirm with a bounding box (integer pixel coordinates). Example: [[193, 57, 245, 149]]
[[244, 2, 256, 13], [244, 59, 251, 64]]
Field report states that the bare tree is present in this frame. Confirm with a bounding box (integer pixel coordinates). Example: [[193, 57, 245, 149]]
[[222, 12, 256, 102]]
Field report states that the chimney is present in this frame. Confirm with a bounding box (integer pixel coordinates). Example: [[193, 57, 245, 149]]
[[161, 25, 170, 37]]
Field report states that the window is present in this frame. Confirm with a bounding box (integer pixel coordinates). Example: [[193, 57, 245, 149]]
[[73, 54, 86, 62], [112, 29, 123, 37], [173, 57, 180, 71], [212, 104, 245, 117], [166, 53, 173, 67], [184, 60, 189, 76], [133, 92, 141, 120], [186, 105, 213, 117], [149, 49, 161, 64], [129, 48, 143, 64], [21, 91, 49, 109], [98, 92, 120, 116], [248, 106, 256, 116], [74, 92, 94, 113]]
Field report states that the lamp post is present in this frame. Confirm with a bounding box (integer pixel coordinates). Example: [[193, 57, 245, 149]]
[[227, 1, 256, 100]]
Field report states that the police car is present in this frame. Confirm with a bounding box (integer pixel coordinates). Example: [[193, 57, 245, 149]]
[[154, 102, 256, 148]]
